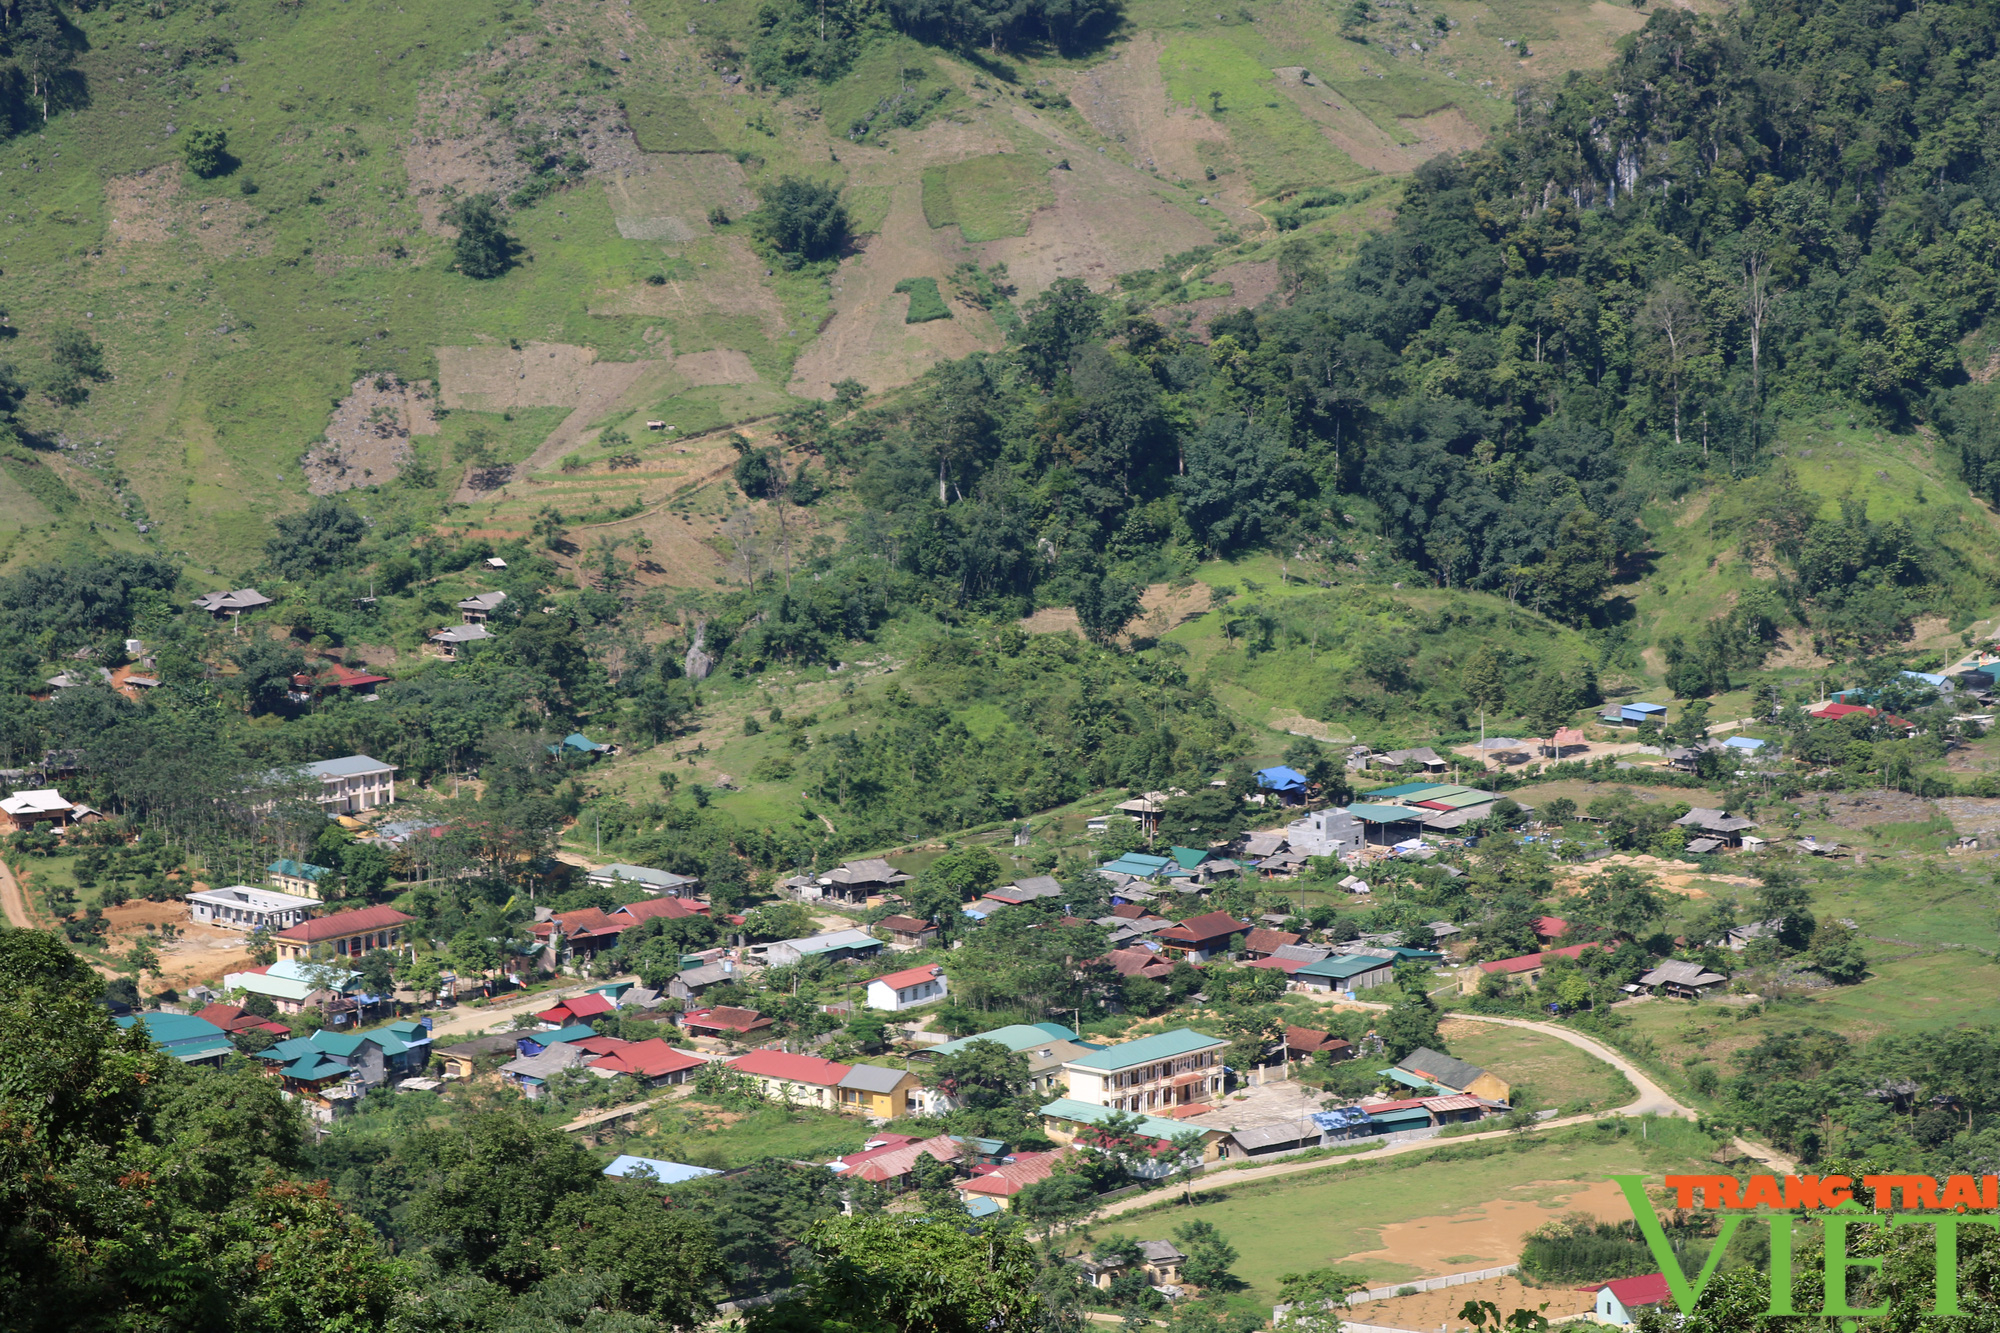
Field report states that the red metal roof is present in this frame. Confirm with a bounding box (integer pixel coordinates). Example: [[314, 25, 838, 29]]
[[535, 992, 615, 1022], [1598, 1274, 1673, 1308], [1104, 947, 1171, 977], [613, 898, 710, 923], [958, 1150, 1061, 1197], [1242, 955, 1316, 974], [1243, 927, 1300, 953], [1810, 702, 1914, 727], [838, 1133, 963, 1182], [1285, 1025, 1350, 1053], [569, 1034, 631, 1055], [727, 1049, 853, 1086], [872, 962, 944, 991], [591, 1038, 706, 1079], [1534, 916, 1570, 939], [272, 905, 412, 943], [683, 1006, 772, 1032], [1477, 942, 1604, 974], [1158, 911, 1251, 945]]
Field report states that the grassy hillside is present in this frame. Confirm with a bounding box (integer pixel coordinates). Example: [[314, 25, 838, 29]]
[[0, 0, 1671, 580]]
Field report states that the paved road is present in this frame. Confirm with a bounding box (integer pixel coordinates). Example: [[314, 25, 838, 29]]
[[1086, 1001, 1794, 1221], [0, 858, 34, 929]]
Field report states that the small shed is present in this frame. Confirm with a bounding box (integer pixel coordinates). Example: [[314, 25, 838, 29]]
[[1619, 702, 1668, 726]]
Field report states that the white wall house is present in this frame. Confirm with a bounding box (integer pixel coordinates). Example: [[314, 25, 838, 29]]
[[865, 963, 948, 1012], [188, 885, 318, 932], [300, 756, 398, 813], [1061, 1028, 1228, 1113]]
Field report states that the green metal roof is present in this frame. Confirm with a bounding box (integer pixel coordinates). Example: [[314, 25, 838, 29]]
[[1347, 803, 1425, 823], [1063, 1027, 1224, 1071], [1380, 1067, 1443, 1091], [1363, 782, 1452, 799], [1369, 1105, 1435, 1123], [1297, 954, 1397, 980], [927, 1022, 1080, 1059], [1039, 1097, 1200, 1142], [268, 858, 334, 880], [1422, 789, 1501, 809], [1167, 846, 1211, 870]]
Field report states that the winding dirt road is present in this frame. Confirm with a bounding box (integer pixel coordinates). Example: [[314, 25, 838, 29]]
[[1088, 1003, 1793, 1221]]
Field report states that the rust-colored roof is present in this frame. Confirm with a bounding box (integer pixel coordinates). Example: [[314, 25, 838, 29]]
[[1243, 927, 1301, 953], [958, 1151, 1060, 1197], [1157, 911, 1251, 945], [683, 1005, 773, 1032], [272, 905, 412, 943], [1477, 942, 1604, 975], [592, 1038, 706, 1079], [613, 898, 709, 923], [726, 1049, 851, 1086]]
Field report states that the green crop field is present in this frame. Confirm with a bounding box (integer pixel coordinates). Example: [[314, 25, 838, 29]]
[[921, 154, 1057, 241], [1442, 1024, 1636, 1114], [1102, 1121, 1730, 1304]]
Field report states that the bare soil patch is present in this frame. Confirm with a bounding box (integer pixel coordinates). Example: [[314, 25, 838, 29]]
[[675, 349, 758, 386], [788, 178, 1004, 400], [1020, 581, 1212, 641], [1556, 853, 1762, 898], [1348, 1275, 1595, 1328], [1337, 1177, 1631, 1278], [1400, 105, 1485, 156], [1933, 797, 2000, 839], [104, 163, 273, 257], [1160, 259, 1279, 339], [973, 150, 1216, 297], [1823, 789, 1940, 828], [306, 376, 442, 493], [1069, 34, 1230, 183]]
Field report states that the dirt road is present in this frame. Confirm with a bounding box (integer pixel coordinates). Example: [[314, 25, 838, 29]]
[[1087, 1003, 1792, 1220], [427, 973, 638, 1041], [0, 858, 35, 929]]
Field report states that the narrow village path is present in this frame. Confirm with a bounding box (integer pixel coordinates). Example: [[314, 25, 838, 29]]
[[0, 859, 35, 930], [426, 972, 639, 1041]]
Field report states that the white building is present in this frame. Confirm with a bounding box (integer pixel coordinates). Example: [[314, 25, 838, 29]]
[[296, 756, 398, 813], [1285, 807, 1365, 858], [865, 962, 948, 1012], [188, 885, 318, 932], [586, 863, 702, 898], [1060, 1027, 1228, 1113]]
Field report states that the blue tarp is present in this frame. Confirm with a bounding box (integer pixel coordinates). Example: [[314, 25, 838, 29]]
[[1312, 1107, 1372, 1133], [1257, 765, 1308, 792]]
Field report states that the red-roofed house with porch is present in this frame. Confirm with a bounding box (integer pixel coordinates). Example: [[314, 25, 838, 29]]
[[955, 1151, 1061, 1209], [536, 992, 617, 1026], [1155, 911, 1253, 962], [1241, 927, 1301, 959], [1457, 942, 1604, 993], [271, 905, 413, 962], [589, 1038, 707, 1086], [1590, 1274, 1673, 1325], [725, 1050, 853, 1109], [680, 1006, 776, 1041], [866, 962, 948, 1012]]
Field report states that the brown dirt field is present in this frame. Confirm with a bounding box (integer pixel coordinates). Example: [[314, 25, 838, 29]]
[[1823, 789, 1940, 828], [1021, 581, 1212, 641], [1337, 1177, 1632, 1277], [1933, 797, 2000, 839], [588, 236, 788, 334], [787, 177, 1006, 400], [602, 157, 757, 241], [1274, 69, 1430, 174], [95, 896, 258, 990], [104, 164, 274, 258], [1556, 853, 1762, 898], [1400, 106, 1486, 157], [674, 349, 758, 386], [306, 377, 442, 493], [1161, 260, 1279, 339], [1069, 34, 1231, 183], [1346, 1274, 1598, 1328], [973, 148, 1219, 297], [405, 90, 528, 235]]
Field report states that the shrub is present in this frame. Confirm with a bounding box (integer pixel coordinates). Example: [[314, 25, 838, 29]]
[[446, 194, 517, 279], [182, 127, 230, 178]]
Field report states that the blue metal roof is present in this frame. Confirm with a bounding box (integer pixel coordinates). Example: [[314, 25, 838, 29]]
[[1257, 765, 1307, 791], [604, 1155, 721, 1184]]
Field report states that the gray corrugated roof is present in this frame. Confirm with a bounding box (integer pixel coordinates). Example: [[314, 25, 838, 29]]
[[1397, 1047, 1489, 1092], [838, 1063, 909, 1094], [304, 755, 397, 778]]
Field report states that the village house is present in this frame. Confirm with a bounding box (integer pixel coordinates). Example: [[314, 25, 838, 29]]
[[1104, 945, 1174, 981], [223, 959, 361, 1016], [866, 962, 948, 1012], [187, 884, 317, 933], [457, 590, 508, 623], [1155, 911, 1253, 962], [588, 1038, 706, 1087], [289, 663, 390, 703], [428, 624, 493, 659], [1637, 959, 1730, 998], [434, 1032, 523, 1080], [787, 858, 913, 905], [1458, 942, 1606, 994], [1673, 807, 1759, 849], [271, 904, 413, 962], [1075, 1241, 1187, 1290], [1285, 1026, 1354, 1064], [832, 1133, 967, 1189], [534, 992, 617, 1027], [1038, 1098, 1233, 1166], [0, 788, 75, 834], [680, 1006, 775, 1042], [586, 862, 703, 898], [195, 1002, 291, 1039], [667, 959, 739, 1002], [1242, 943, 1335, 979], [836, 1063, 921, 1117], [193, 588, 274, 618], [755, 928, 884, 967], [1591, 1274, 1673, 1326], [956, 1150, 1062, 1211], [268, 858, 336, 898], [499, 1042, 590, 1098], [1061, 1028, 1228, 1113], [275, 756, 398, 815], [116, 1011, 234, 1067], [725, 1050, 853, 1110], [1240, 927, 1301, 960], [1292, 953, 1397, 993], [876, 914, 940, 950], [1393, 1047, 1512, 1102]]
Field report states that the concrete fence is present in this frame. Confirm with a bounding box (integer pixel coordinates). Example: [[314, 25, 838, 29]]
[[1344, 1264, 1519, 1306]]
